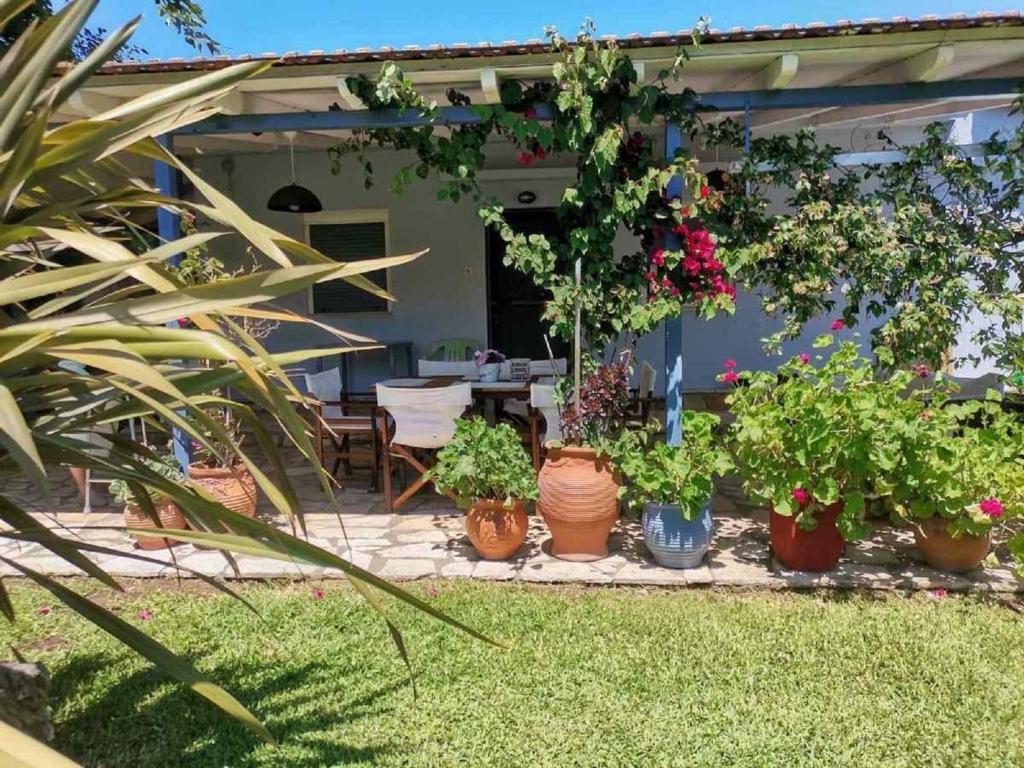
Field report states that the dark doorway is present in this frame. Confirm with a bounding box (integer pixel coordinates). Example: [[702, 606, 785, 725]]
[[485, 208, 570, 360]]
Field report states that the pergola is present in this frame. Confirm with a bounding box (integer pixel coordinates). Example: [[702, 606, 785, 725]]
[[123, 16, 1023, 452]]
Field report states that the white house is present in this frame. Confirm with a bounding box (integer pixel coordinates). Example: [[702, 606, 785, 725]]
[[63, 13, 1024, 393]]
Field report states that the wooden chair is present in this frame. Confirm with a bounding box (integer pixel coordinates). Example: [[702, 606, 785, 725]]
[[376, 383, 472, 512], [626, 361, 657, 428], [529, 382, 562, 471], [305, 368, 382, 490]]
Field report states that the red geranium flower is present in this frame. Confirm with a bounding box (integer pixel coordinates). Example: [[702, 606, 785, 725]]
[[792, 487, 810, 505], [722, 371, 739, 384], [831, 319, 845, 331], [516, 151, 534, 167]]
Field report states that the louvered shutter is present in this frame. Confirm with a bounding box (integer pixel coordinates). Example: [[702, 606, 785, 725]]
[[309, 220, 388, 313]]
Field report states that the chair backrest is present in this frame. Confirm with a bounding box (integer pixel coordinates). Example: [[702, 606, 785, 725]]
[[417, 359, 477, 377], [377, 383, 472, 449], [427, 339, 480, 362], [530, 358, 567, 376], [638, 361, 657, 398], [305, 368, 343, 419], [530, 383, 563, 445]]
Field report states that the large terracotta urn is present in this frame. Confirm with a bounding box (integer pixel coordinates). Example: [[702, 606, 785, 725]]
[[770, 500, 845, 572], [124, 499, 186, 550], [466, 498, 529, 560], [914, 517, 990, 573], [189, 463, 257, 518], [538, 445, 620, 561]]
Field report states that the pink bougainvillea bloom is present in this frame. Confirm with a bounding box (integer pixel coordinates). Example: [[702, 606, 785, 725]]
[[523, 107, 538, 119], [427, 585, 440, 598], [533, 147, 548, 161], [138, 609, 153, 621], [830, 319, 845, 331], [930, 588, 948, 599], [312, 588, 325, 600], [792, 487, 810, 506], [700, 185, 710, 199], [798, 353, 811, 365], [722, 371, 739, 384], [980, 498, 1005, 519], [36, 606, 51, 616], [516, 151, 534, 167], [650, 249, 666, 267], [670, 286, 681, 298], [724, 359, 737, 370]]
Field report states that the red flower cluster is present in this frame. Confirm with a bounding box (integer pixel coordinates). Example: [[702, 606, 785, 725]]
[[517, 143, 548, 166], [647, 221, 735, 304]]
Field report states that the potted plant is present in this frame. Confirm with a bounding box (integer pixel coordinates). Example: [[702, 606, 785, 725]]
[[538, 359, 631, 561], [876, 391, 1023, 572], [617, 411, 733, 568], [427, 417, 537, 560], [110, 454, 188, 550], [473, 349, 506, 383], [726, 337, 885, 572], [189, 411, 258, 518]]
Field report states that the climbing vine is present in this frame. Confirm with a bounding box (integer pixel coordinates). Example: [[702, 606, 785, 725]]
[[328, 21, 735, 353]]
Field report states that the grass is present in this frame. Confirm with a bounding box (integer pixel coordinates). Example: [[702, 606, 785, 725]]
[[2, 580, 1024, 768]]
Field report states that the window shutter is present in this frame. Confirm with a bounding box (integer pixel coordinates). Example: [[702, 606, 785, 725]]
[[309, 220, 388, 313]]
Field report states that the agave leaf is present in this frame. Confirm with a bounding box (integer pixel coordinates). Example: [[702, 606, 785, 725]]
[[0, 383, 48, 495], [0, 96, 50, 216], [45, 339, 189, 402], [0, 720, 81, 768], [0, 0, 36, 31], [2, 560, 275, 743], [46, 16, 141, 113], [0, 255, 174, 306], [0, 330, 56, 366], [0, 576, 13, 623]]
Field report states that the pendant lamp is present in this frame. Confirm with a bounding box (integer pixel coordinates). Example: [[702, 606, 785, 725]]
[[267, 131, 322, 213]]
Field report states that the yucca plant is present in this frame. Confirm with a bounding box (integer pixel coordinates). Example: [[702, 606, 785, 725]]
[[0, 1, 492, 763]]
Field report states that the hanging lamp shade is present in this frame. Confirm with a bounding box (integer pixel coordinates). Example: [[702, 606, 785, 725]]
[[267, 131, 322, 213]]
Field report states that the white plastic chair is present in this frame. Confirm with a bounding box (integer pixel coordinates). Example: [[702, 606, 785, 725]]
[[417, 359, 477, 377], [376, 383, 472, 511]]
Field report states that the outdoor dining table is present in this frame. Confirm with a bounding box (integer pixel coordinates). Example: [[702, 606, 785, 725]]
[[375, 376, 535, 400]]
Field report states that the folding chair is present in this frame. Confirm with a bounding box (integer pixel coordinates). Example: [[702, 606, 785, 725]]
[[529, 382, 562, 471], [376, 383, 472, 512], [305, 368, 382, 489]]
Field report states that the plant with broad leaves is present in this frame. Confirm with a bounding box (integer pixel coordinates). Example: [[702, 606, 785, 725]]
[[725, 336, 909, 540], [616, 411, 733, 519], [109, 453, 184, 506], [427, 417, 538, 508]]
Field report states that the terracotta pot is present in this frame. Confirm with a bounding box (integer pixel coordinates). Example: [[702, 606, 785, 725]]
[[466, 498, 529, 560], [189, 463, 257, 518], [914, 517, 990, 573], [124, 499, 186, 550], [538, 445, 620, 561], [770, 500, 845, 572]]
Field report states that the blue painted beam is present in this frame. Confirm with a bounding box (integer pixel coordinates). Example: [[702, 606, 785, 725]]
[[663, 120, 684, 448], [173, 78, 1021, 135], [154, 134, 192, 473]]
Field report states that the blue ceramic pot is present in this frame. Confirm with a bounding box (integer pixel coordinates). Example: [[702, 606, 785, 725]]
[[642, 500, 713, 569]]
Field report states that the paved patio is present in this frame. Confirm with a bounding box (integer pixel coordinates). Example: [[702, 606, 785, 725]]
[[1, 457, 1022, 593]]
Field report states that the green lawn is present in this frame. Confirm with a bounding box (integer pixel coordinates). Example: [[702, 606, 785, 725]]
[[3, 580, 1024, 767]]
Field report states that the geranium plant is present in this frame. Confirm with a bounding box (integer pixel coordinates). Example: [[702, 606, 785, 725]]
[[110, 454, 185, 507], [428, 417, 538, 508], [725, 336, 907, 540], [617, 411, 733, 519]]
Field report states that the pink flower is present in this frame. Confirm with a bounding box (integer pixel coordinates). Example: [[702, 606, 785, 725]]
[[792, 487, 810, 506], [930, 588, 948, 599], [723, 359, 737, 370], [533, 146, 548, 161], [312, 588, 325, 600], [797, 353, 811, 365], [912, 363, 931, 379], [36, 606, 51, 616], [523, 107, 538, 119], [700, 185, 710, 199], [138, 609, 153, 621], [516, 151, 534, 167], [650, 249, 666, 267], [682, 256, 701, 275], [830, 319, 845, 331], [980, 498, 1005, 519], [722, 371, 739, 384], [427, 585, 439, 598]]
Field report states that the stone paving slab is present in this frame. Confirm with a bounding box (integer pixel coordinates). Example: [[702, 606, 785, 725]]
[[1, 473, 1022, 592]]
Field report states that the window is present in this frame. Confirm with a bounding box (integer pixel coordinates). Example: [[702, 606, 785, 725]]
[[306, 211, 389, 314]]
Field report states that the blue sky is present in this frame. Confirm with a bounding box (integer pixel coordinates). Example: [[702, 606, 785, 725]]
[[86, 1, 1014, 59]]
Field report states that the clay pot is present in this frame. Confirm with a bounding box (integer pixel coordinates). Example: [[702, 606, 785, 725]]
[[189, 463, 257, 518], [538, 445, 620, 561], [124, 499, 186, 550], [914, 516, 990, 573], [466, 498, 529, 560], [770, 500, 845, 572]]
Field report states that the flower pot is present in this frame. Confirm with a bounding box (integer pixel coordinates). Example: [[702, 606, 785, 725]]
[[466, 498, 529, 560], [477, 363, 499, 383], [124, 500, 186, 550], [538, 445, 620, 561], [914, 517, 990, 573], [642, 500, 714, 569], [189, 463, 257, 518], [770, 501, 845, 572]]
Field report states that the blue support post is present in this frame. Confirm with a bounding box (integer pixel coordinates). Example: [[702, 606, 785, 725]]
[[154, 134, 191, 472], [663, 120, 684, 447]]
